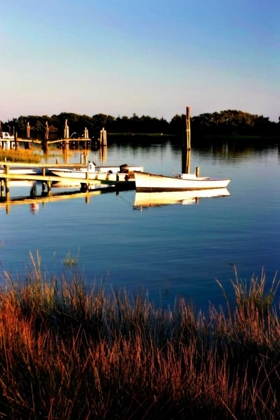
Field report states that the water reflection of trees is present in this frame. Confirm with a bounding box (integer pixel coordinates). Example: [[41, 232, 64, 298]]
[[108, 135, 280, 160], [192, 138, 280, 159]]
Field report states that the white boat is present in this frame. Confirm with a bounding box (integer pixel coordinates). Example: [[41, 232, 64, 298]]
[[95, 163, 144, 173], [8, 180, 36, 187], [0, 132, 14, 140], [49, 162, 143, 179], [52, 180, 114, 189], [0, 167, 38, 175], [134, 171, 231, 192], [134, 188, 230, 208]]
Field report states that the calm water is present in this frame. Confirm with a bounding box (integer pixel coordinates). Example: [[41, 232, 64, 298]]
[[1, 138, 280, 312]]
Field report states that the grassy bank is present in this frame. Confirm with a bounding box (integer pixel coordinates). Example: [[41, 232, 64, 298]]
[[0, 149, 41, 163], [0, 259, 279, 419]]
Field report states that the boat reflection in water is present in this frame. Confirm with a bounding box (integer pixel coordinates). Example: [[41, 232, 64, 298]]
[[133, 188, 230, 209], [30, 203, 39, 214]]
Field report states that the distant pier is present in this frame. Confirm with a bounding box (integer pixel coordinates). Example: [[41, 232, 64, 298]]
[[0, 120, 108, 152]]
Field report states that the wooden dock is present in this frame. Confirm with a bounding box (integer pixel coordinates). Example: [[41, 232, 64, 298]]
[[1, 137, 92, 152], [0, 162, 135, 202]]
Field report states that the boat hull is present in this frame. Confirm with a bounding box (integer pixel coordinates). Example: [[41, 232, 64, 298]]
[[51, 170, 134, 182], [95, 165, 143, 173], [49, 164, 143, 181], [0, 168, 38, 175], [134, 171, 231, 191]]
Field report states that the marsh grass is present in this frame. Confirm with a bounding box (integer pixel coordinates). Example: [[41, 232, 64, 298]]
[[62, 250, 79, 267], [0, 259, 280, 419], [0, 148, 41, 163]]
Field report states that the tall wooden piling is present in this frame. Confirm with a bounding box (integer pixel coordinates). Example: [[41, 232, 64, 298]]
[[26, 121, 31, 138], [42, 122, 50, 152], [13, 126, 18, 151], [26, 121, 31, 149], [100, 128, 107, 146], [64, 119, 69, 139], [45, 122, 49, 140], [182, 106, 191, 173], [186, 106, 191, 151]]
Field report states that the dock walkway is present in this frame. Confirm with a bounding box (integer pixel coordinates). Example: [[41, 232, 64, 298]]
[[0, 162, 135, 200]]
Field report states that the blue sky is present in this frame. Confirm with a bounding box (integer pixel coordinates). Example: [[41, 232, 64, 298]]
[[1, 0, 279, 122]]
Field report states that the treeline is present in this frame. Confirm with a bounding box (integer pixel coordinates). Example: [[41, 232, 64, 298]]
[[176, 110, 279, 137], [1, 110, 279, 139]]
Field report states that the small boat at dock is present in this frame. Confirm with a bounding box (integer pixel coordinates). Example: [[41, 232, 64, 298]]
[[0, 167, 38, 175], [134, 171, 231, 192], [52, 180, 114, 190], [49, 162, 144, 180]]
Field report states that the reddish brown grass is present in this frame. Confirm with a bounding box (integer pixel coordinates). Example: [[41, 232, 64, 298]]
[[0, 265, 279, 419]]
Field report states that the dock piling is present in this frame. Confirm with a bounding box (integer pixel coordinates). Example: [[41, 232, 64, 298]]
[[182, 106, 191, 174], [64, 119, 69, 139], [45, 122, 49, 140], [26, 122, 30, 139], [100, 128, 107, 146], [1, 180, 4, 197], [186, 106, 191, 150]]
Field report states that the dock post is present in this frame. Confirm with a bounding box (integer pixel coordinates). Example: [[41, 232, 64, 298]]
[[100, 128, 107, 146], [0, 180, 4, 197], [103, 128, 107, 146], [186, 106, 191, 150], [26, 122, 31, 149], [196, 166, 200, 177], [100, 129, 102, 144], [43, 141, 49, 153], [26, 121, 31, 139], [30, 182, 37, 198], [47, 181, 52, 196], [14, 126, 18, 151], [186, 149, 191, 174], [84, 127, 89, 148], [64, 119, 69, 139], [182, 106, 191, 174], [45, 121, 49, 140]]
